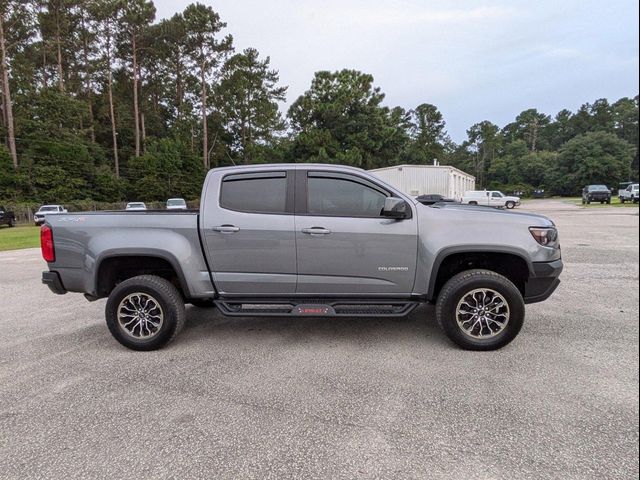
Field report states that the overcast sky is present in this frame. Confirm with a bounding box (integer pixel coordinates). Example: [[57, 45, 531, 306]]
[[154, 0, 639, 142]]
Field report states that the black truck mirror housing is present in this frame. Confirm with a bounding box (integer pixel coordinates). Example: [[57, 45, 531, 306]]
[[381, 197, 409, 219]]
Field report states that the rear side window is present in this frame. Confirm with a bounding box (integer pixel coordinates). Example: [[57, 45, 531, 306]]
[[220, 172, 287, 214], [307, 173, 388, 217]]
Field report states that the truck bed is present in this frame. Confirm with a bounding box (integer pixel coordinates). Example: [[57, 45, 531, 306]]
[[45, 210, 214, 299]]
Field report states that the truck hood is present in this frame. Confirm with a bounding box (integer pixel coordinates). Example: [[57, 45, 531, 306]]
[[420, 202, 554, 226]]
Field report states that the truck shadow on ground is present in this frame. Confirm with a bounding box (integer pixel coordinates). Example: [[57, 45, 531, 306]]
[[176, 303, 451, 349]]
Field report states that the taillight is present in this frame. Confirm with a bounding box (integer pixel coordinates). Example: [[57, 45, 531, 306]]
[[41, 225, 55, 262]]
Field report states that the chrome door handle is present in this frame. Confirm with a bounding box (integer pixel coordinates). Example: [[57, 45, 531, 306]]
[[302, 227, 331, 235], [212, 225, 240, 233]]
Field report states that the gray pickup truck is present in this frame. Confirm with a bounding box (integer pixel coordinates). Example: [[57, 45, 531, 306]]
[[41, 164, 562, 351]]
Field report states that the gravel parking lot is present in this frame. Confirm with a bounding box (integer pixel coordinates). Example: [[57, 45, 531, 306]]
[[0, 199, 638, 479]]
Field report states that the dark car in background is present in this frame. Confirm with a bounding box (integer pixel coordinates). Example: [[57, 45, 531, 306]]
[[415, 194, 457, 206], [582, 185, 611, 205], [0, 205, 16, 227]]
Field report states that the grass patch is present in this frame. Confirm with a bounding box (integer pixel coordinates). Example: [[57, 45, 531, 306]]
[[0, 225, 41, 252], [563, 197, 639, 208]]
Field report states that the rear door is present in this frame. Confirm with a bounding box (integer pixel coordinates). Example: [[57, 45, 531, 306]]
[[294, 170, 418, 295], [201, 170, 297, 295]]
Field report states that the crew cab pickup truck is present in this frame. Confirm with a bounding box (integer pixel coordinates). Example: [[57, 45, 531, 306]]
[[41, 164, 563, 351], [581, 185, 611, 205], [0, 206, 16, 227]]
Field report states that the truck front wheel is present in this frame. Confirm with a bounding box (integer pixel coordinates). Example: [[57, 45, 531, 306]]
[[435, 269, 525, 351], [105, 275, 186, 351]]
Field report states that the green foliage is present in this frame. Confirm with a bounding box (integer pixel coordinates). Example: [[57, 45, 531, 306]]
[[398, 103, 448, 165], [0, 1, 638, 204], [216, 48, 286, 164], [126, 138, 204, 200], [556, 132, 635, 194], [0, 145, 17, 200], [288, 69, 406, 169]]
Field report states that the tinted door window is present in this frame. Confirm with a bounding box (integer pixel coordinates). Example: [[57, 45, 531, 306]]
[[491, 192, 502, 198], [220, 172, 287, 214], [307, 174, 387, 217]]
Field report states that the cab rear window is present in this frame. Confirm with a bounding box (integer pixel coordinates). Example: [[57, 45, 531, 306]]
[[220, 172, 288, 214]]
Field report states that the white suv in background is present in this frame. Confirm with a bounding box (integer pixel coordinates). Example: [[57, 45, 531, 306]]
[[462, 190, 521, 209], [619, 183, 639, 203]]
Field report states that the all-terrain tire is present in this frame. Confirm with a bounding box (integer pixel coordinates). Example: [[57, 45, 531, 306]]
[[435, 269, 525, 351], [105, 275, 185, 351]]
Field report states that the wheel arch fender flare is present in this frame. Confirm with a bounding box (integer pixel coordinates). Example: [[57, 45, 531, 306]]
[[92, 248, 192, 298], [426, 245, 534, 301]]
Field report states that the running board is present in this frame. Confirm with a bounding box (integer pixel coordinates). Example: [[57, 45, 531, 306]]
[[214, 299, 419, 317]]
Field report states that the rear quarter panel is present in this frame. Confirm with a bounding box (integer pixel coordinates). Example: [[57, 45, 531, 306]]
[[46, 212, 214, 298]]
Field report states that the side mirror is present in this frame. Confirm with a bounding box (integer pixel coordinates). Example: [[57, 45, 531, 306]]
[[381, 197, 409, 219]]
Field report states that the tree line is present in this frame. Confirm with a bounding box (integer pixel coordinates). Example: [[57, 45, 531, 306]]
[[1, 1, 638, 204]]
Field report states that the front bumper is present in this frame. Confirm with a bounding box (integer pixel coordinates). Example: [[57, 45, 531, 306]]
[[42, 271, 67, 295], [524, 259, 563, 304]]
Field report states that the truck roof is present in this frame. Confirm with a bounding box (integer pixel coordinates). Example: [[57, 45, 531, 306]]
[[208, 163, 367, 174]]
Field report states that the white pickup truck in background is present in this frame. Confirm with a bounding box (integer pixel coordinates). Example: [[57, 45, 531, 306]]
[[462, 190, 521, 209], [34, 205, 67, 226], [619, 183, 639, 203]]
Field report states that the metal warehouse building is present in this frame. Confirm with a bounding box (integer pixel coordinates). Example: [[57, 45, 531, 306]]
[[369, 164, 475, 200]]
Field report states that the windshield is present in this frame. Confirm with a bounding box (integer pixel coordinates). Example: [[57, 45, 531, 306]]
[[167, 199, 186, 206], [39, 206, 58, 212], [588, 185, 609, 191], [128, 203, 145, 208]]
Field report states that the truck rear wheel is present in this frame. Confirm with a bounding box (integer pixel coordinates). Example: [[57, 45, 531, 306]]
[[435, 269, 525, 351], [105, 275, 185, 351]]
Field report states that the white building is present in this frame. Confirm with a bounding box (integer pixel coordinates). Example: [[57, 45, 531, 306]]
[[369, 164, 475, 200]]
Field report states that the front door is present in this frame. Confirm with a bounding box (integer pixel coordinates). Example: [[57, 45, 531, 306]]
[[201, 170, 296, 295], [490, 191, 504, 207], [295, 170, 418, 295]]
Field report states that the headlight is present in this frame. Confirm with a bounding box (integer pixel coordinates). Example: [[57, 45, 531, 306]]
[[529, 227, 559, 247]]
